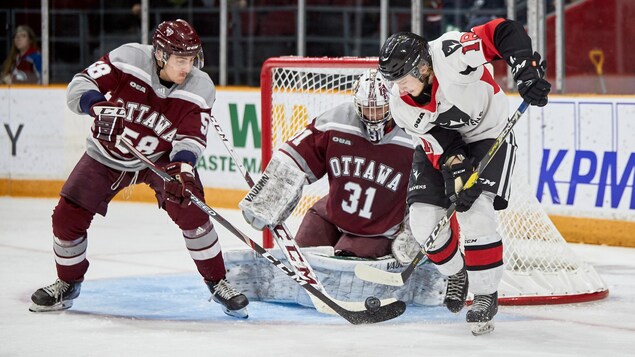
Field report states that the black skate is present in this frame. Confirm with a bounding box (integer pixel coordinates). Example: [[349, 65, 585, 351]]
[[466, 291, 498, 336], [443, 268, 468, 313], [29, 279, 82, 312], [206, 279, 249, 319]]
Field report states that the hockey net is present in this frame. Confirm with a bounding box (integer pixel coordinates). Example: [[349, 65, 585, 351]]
[[260, 56, 608, 305]]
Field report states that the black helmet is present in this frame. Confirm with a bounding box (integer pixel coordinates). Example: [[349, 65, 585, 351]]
[[379, 32, 431, 82]]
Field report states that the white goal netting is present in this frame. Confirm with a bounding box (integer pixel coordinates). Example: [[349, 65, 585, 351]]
[[260, 57, 608, 305]]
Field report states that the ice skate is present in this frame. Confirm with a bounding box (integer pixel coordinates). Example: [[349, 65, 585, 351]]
[[206, 278, 249, 318], [29, 279, 82, 312], [443, 268, 468, 313], [467, 291, 498, 336]]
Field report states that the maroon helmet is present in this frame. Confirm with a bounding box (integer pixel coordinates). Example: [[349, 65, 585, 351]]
[[152, 19, 204, 69]]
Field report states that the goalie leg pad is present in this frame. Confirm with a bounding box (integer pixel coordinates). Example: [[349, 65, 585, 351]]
[[239, 153, 306, 230], [223, 247, 446, 307]]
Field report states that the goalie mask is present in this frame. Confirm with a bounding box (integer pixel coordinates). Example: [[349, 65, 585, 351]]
[[379, 32, 431, 83], [153, 19, 204, 69], [353, 69, 393, 143]]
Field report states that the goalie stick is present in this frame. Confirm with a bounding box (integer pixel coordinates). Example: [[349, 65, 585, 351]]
[[207, 115, 399, 314], [355, 101, 530, 286], [119, 138, 406, 324]]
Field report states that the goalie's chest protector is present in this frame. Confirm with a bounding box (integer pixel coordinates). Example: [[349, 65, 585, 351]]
[[315, 105, 415, 236]]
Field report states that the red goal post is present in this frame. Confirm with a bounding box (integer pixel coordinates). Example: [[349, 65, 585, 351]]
[[259, 56, 609, 305]]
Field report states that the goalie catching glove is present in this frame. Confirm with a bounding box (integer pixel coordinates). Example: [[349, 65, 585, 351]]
[[90, 101, 126, 149], [239, 154, 306, 231], [441, 156, 483, 212]]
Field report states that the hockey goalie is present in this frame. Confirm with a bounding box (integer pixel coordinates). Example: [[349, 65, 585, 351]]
[[231, 69, 446, 307]]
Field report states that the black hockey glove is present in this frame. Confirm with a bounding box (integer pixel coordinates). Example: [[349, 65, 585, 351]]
[[89, 101, 125, 149], [441, 158, 483, 212], [164, 162, 197, 207], [454, 183, 483, 213], [509, 51, 551, 107]]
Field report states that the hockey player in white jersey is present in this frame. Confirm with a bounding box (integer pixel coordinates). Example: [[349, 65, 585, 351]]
[[378, 18, 550, 334]]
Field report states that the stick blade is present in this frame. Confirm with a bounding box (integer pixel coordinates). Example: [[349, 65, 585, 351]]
[[344, 300, 407, 325], [312, 296, 398, 315], [354, 264, 406, 286]]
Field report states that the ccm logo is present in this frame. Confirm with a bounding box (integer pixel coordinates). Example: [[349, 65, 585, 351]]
[[92, 106, 127, 117], [332, 136, 352, 145], [129, 81, 146, 93]]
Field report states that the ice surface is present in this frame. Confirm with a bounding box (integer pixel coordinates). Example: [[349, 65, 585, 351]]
[[1, 197, 634, 356]]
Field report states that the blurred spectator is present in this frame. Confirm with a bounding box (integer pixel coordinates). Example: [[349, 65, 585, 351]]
[[465, 0, 506, 30], [1, 25, 42, 84]]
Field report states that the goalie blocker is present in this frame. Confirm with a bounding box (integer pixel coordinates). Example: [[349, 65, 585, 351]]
[[239, 153, 306, 231]]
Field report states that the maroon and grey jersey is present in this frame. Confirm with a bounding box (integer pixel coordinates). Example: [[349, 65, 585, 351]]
[[66, 43, 214, 171], [390, 19, 510, 170], [279, 103, 414, 237]]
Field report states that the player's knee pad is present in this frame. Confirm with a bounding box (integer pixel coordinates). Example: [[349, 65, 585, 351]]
[[409, 203, 448, 248], [409, 203, 462, 274], [52, 197, 95, 241], [182, 220, 222, 261], [456, 192, 499, 237], [165, 196, 209, 231]]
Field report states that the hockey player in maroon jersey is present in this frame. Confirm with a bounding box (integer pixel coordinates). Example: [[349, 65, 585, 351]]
[[29, 19, 249, 318], [378, 18, 550, 334], [239, 69, 422, 259]]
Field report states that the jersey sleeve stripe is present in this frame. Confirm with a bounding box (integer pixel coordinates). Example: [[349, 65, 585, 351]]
[[110, 60, 152, 85], [472, 18, 505, 61], [314, 121, 364, 136], [280, 144, 320, 183], [390, 135, 416, 148], [171, 89, 211, 109]]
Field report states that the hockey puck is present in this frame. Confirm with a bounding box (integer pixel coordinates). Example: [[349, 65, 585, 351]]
[[364, 296, 381, 312]]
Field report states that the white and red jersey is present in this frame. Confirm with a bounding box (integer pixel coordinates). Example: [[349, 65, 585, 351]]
[[279, 103, 414, 237], [390, 19, 510, 169], [66, 43, 214, 172]]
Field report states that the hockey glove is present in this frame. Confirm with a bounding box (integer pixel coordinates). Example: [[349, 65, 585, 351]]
[[441, 158, 473, 204], [454, 183, 483, 213], [509, 51, 551, 107], [441, 158, 482, 212], [90, 101, 126, 149], [163, 162, 197, 207]]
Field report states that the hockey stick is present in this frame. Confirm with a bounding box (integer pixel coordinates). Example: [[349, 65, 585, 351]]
[[207, 115, 399, 314], [355, 101, 530, 286], [119, 138, 406, 324]]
